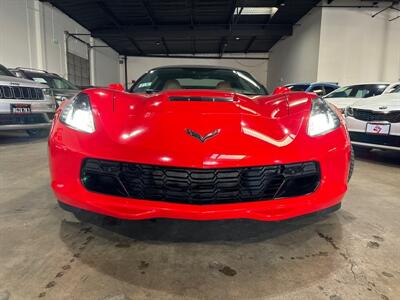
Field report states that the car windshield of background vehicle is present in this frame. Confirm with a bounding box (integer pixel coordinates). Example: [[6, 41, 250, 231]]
[[387, 85, 400, 94], [29, 73, 78, 90], [131, 68, 267, 95], [0, 65, 15, 77], [325, 84, 388, 99], [286, 84, 310, 91]]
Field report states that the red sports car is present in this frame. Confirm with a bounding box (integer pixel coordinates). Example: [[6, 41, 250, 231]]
[[49, 66, 353, 221]]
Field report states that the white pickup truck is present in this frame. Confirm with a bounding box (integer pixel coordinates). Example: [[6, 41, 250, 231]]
[[0, 64, 56, 137]]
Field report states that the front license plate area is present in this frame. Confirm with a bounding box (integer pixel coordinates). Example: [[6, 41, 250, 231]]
[[365, 123, 390, 135], [11, 104, 31, 114]]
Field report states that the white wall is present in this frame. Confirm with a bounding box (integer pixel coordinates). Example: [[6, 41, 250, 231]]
[[267, 7, 322, 91], [0, 0, 120, 85], [122, 53, 269, 88], [317, 1, 400, 85], [91, 39, 120, 87]]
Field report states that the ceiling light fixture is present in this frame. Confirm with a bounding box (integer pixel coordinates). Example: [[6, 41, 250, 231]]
[[235, 7, 279, 16]]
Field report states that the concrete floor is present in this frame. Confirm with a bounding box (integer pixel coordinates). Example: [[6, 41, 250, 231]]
[[0, 131, 399, 300]]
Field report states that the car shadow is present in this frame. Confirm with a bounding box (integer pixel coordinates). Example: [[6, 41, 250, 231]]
[[57, 208, 345, 298], [0, 131, 48, 145], [62, 207, 338, 244], [354, 148, 400, 167]]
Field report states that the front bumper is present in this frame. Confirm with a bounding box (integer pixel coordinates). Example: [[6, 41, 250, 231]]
[[49, 141, 349, 221], [0, 98, 55, 131], [346, 116, 400, 151]]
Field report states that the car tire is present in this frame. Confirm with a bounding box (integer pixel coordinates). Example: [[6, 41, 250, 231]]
[[348, 146, 355, 182], [26, 128, 49, 138]]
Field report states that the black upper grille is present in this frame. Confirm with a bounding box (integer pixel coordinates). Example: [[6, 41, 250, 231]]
[[0, 85, 44, 100], [349, 132, 400, 147], [353, 109, 400, 123], [0, 113, 50, 126], [81, 159, 320, 205]]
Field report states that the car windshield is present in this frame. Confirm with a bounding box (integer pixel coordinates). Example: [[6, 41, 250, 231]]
[[285, 84, 310, 91], [130, 67, 267, 95], [387, 85, 400, 94], [0, 65, 14, 77], [25, 72, 78, 90], [325, 84, 388, 99]]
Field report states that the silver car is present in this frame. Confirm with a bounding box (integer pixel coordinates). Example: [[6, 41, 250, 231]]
[[0, 64, 55, 137]]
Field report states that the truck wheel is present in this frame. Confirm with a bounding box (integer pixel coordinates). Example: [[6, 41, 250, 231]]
[[26, 129, 49, 138]]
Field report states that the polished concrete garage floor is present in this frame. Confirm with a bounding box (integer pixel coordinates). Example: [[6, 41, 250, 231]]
[[0, 132, 399, 300]]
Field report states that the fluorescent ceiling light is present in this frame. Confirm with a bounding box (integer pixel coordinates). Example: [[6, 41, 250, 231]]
[[236, 7, 279, 16]]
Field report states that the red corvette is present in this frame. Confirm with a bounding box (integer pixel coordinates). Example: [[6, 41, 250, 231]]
[[49, 66, 353, 221]]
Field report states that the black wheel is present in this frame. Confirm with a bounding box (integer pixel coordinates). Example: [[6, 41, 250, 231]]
[[348, 146, 355, 182], [26, 128, 49, 138]]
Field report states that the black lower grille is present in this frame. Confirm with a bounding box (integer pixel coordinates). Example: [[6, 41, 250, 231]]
[[81, 159, 320, 205], [0, 113, 49, 125], [353, 109, 400, 123], [349, 132, 400, 147]]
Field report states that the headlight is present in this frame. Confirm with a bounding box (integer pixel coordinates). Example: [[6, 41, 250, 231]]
[[42, 88, 51, 96], [345, 106, 354, 117], [60, 93, 95, 133], [307, 98, 340, 136]]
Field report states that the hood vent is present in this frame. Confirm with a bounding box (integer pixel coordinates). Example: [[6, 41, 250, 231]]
[[169, 96, 234, 102]]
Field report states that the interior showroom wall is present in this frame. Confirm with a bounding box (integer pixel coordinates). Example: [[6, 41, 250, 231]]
[[267, 0, 400, 90], [0, 0, 120, 86]]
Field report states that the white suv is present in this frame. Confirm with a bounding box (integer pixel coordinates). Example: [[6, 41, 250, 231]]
[[345, 93, 400, 151], [0, 64, 56, 137]]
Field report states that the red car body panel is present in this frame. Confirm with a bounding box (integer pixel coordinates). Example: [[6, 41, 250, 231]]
[[49, 88, 351, 221]]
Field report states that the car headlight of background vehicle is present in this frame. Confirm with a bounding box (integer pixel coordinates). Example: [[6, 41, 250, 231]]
[[42, 88, 52, 96], [345, 106, 354, 117], [59, 93, 95, 133], [307, 98, 340, 136]]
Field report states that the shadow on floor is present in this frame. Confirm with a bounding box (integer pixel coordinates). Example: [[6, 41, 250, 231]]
[[354, 148, 400, 167], [61, 204, 340, 244], [0, 131, 47, 146], [56, 207, 344, 298]]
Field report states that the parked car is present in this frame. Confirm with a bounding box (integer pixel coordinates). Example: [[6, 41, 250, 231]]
[[324, 83, 390, 113], [0, 64, 55, 137], [283, 82, 340, 96], [49, 65, 352, 222], [9, 68, 80, 106], [345, 92, 400, 151]]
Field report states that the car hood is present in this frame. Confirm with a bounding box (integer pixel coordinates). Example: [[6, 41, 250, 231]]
[[351, 93, 400, 111], [325, 97, 360, 109], [75, 89, 314, 167], [0, 75, 49, 88]]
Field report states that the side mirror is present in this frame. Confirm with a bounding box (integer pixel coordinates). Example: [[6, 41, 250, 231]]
[[273, 86, 291, 95], [131, 80, 136, 84], [107, 83, 125, 91]]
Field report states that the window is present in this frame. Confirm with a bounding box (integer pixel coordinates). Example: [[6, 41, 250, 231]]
[[286, 84, 310, 92], [67, 52, 90, 87], [131, 67, 267, 95], [325, 84, 389, 99], [0, 65, 14, 77], [387, 85, 400, 94], [310, 85, 325, 96], [324, 86, 337, 95], [26, 72, 78, 90]]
